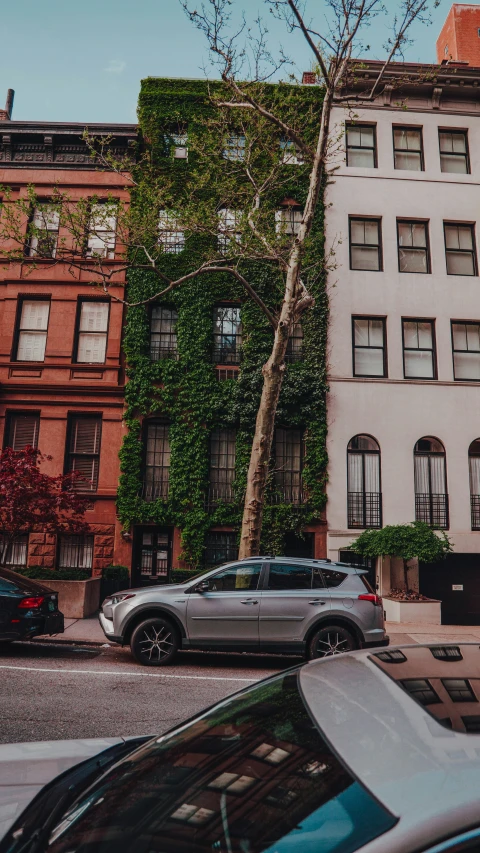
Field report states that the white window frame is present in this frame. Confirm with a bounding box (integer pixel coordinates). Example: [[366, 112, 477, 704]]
[[75, 300, 109, 364], [158, 210, 185, 254], [16, 299, 50, 362]]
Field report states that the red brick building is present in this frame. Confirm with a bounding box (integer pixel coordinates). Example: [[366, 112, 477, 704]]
[[0, 98, 136, 577], [437, 3, 480, 65]]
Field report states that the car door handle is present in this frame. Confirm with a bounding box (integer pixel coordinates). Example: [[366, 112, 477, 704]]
[[241, 599, 258, 605], [309, 600, 327, 605]]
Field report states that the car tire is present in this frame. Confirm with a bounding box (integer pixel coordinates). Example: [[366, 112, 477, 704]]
[[130, 617, 179, 666], [308, 624, 356, 660]]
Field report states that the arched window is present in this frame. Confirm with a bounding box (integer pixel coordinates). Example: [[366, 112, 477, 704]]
[[347, 435, 382, 529], [414, 437, 448, 528], [468, 439, 480, 530]]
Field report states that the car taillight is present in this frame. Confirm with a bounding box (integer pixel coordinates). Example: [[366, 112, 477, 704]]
[[358, 593, 383, 607], [18, 596, 45, 609]]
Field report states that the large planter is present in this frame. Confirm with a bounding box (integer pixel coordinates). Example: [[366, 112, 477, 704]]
[[34, 578, 101, 619], [384, 596, 441, 625]]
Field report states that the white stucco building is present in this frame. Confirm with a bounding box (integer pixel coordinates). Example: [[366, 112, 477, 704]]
[[325, 60, 480, 619]]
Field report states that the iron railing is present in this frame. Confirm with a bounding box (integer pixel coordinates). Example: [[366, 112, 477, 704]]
[[272, 484, 305, 505], [347, 492, 382, 529], [415, 493, 449, 529], [471, 495, 480, 530], [142, 477, 170, 501], [206, 483, 235, 508]]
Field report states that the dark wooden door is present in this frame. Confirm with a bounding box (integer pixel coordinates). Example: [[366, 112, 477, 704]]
[[133, 527, 172, 587], [419, 554, 480, 625]]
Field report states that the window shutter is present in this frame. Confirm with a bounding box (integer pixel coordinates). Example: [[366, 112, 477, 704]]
[[79, 302, 109, 332], [9, 414, 39, 450], [70, 418, 101, 454]]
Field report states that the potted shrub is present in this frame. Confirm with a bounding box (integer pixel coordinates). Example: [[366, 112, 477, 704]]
[[101, 565, 130, 602], [14, 566, 100, 619], [350, 522, 452, 624]]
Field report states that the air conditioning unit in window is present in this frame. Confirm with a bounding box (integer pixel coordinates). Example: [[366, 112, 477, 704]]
[[174, 147, 188, 159]]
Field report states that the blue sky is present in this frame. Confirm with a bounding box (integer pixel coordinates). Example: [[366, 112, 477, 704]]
[[1, 0, 454, 124]]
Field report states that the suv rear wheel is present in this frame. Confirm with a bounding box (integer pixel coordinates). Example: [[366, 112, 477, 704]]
[[130, 617, 178, 666], [308, 624, 356, 659]]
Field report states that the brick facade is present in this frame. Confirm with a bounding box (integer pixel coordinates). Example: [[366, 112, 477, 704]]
[[437, 4, 480, 65]]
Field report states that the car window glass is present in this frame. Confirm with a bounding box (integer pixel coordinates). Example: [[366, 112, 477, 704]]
[[268, 563, 313, 590], [322, 568, 348, 588], [42, 671, 397, 853], [207, 564, 261, 592], [0, 577, 19, 592]]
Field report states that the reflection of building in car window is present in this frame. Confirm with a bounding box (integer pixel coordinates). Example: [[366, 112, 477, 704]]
[[208, 564, 260, 591]]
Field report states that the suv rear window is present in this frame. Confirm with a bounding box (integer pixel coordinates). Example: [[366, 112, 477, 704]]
[[42, 671, 396, 853], [321, 568, 348, 588]]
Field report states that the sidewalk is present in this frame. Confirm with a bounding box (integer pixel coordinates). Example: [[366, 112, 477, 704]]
[[34, 616, 480, 648]]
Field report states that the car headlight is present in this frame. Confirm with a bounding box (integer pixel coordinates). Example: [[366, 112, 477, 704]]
[[105, 593, 136, 606]]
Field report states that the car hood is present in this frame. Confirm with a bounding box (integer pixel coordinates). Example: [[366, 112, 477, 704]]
[[0, 737, 123, 838]]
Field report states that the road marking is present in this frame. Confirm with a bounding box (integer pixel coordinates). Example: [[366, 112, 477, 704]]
[[0, 664, 258, 683]]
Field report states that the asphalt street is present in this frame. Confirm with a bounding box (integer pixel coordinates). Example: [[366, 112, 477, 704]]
[[0, 641, 298, 744]]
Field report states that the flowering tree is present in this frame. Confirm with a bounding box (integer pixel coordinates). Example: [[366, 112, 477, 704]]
[[0, 447, 90, 566]]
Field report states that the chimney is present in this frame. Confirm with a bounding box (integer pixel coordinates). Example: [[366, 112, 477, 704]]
[[302, 71, 317, 85], [0, 89, 14, 121]]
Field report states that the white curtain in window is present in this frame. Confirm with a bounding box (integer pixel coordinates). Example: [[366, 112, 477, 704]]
[[77, 302, 109, 363], [348, 453, 363, 493], [470, 456, 480, 496], [17, 301, 50, 361]]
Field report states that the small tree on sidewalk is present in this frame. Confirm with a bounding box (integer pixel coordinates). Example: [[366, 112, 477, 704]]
[[350, 521, 452, 597], [0, 447, 90, 567]]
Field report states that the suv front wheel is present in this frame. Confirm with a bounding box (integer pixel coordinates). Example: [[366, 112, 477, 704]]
[[308, 624, 356, 659], [130, 617, 179, 666]]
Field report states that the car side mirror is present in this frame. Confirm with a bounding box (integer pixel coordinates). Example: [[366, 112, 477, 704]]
[[196, 581, 209, 594]]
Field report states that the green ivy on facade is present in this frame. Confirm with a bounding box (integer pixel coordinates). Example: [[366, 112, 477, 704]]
[[117, 77, 329, 567]]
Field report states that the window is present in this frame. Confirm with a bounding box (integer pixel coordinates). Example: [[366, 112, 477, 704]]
[[150, 306, 178, 360], [444, 223, 477, 276], [352, 317, 386, 377], [75, 300, 109, 364], [143, 422, 170, 501], [216, 367, 239, 381], [431, 646, 462, 661], [347, 435, 382, 529], [468, 439, 480, 530], [452, 322, 480, 380], [266, 563, 324, 590], [439, 130, 469, 174], [205, 563, 261, 592], [401, 678, 440, 705], [402, 320, 436, 379], [5, 412, 39, 450], [58, 535, 93, 571], [208, 773, 256, 794], [442, 679, 477, 702], [280, 137, 304, 165], [171, 805, 215, 826], [349, 218, 382, 271], [414, 437, 448, 528], [213, 305, 242, 364], [223, 135, 245, 161], [285, 322, 303, 362], [274, 427, 304, 504], [375, 650, 407, 663], [158, 210, 185, 254], [218, 208, 242, 251], [28, 203, 60, 257], [86, 203, 116, 259], [15, 299, 50, 362], [66, 415, 102, 492], [204, 531, 238, 566], [322, 568, 348, 588], [165, 132, 188, 160], [0, 533, 28, 568], [397, 221, 430, 273], [393, 127, 424, 171], [209, 428, 236, 505], [275, 207, 303, 237], [345, 124, 376, 168]]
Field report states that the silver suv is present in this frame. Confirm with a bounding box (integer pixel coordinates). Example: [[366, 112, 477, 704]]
[[99, 556, 389, 665]]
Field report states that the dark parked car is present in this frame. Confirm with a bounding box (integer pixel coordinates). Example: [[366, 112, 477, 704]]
[[0, 567, 64, 642], [4, 643, 480, 852]]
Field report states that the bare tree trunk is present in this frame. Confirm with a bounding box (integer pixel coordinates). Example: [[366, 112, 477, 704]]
[[238, 88, 333, 558], [403, 559, 410, 593]]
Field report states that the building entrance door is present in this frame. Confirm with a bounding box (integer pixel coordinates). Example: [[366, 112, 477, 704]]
[[133, 527, 172, 586]]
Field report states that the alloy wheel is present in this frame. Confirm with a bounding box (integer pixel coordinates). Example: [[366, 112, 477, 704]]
[[315, 631, 352, 657], [138, 625, 174, 662]]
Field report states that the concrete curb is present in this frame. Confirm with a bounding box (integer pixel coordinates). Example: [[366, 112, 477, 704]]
[[30, 637, 110, 649]]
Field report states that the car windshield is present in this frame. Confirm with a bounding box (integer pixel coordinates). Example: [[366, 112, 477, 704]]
[[42, 670, 396, 853]]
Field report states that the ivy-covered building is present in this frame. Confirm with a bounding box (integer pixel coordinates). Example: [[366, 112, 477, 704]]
[[118, 77, 328, 584]]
